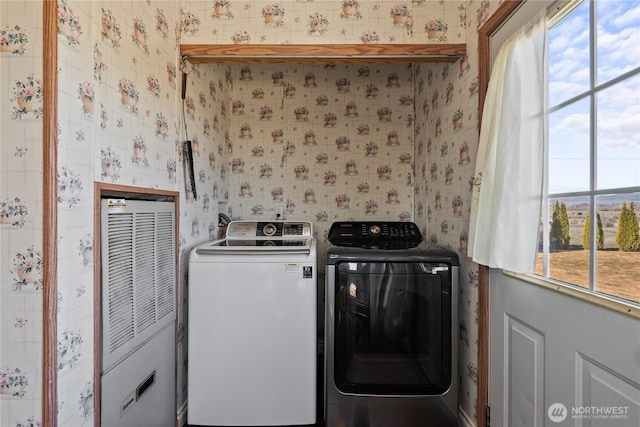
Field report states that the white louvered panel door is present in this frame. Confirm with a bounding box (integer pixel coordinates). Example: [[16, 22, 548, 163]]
[[101, 199, 175, 373]]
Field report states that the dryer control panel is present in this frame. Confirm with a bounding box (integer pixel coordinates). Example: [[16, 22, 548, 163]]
[[328, 221, 422, 249]]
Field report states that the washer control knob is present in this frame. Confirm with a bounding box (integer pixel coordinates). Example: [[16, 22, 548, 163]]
[[369, 225, 381, 235], [263, 223, 277, 236]]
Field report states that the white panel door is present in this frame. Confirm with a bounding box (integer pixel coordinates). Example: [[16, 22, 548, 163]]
[[490, 271, 640, 426]]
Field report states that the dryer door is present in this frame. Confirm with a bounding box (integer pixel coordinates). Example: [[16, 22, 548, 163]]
[[333, 261, 452, 395]]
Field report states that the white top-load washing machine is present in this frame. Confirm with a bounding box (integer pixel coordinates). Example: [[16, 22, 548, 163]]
[[188, 220, 317, 426]]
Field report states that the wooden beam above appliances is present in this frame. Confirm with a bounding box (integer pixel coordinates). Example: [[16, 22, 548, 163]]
[[181, 43, 466, 64]]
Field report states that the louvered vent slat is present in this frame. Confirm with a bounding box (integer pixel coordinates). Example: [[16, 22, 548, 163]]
[[134, 213, 157, 333], [106, 213, 134, 353], [101, 199, 175, 372], [156, 212, 175, 319]]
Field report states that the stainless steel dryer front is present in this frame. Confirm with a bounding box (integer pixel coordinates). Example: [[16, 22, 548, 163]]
[[325, 221, 459, 427]]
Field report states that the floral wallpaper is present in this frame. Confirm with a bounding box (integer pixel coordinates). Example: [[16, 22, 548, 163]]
[[227, 62, 417, 260], [1, 1, 44, 426], [1, 0, 500, 425], [180, 0, 466, 45], [414, 55, 481, 422]]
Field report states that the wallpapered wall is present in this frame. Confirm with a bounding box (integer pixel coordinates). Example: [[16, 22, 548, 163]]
[[226, 63, 416, 244], [0, 0, 498, 425], [0, 2, 44, 426], [180, 0, 465, 45], [413, 57, 481, 421]]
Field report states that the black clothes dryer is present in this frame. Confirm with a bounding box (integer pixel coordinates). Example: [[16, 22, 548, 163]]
[[325, 221, 459, 427]]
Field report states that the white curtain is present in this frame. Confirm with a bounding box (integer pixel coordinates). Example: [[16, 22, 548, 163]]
[[467, 11, 547, 273]]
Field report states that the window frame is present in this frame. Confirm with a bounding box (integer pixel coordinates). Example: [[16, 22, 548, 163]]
[[537, 0, 640, 306]]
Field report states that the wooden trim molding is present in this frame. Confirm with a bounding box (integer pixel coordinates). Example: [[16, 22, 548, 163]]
[[93, 185, 101, 427], [476, 265, 490, 427], [93, 183, 180, 427], [478, 1, 524, 121], [181, 43, 466, 63], [476, 2, 524, 426], [43, 0, 58, 426]]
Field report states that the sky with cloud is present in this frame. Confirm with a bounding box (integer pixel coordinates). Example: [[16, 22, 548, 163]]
[[547, 0, 639, 194]]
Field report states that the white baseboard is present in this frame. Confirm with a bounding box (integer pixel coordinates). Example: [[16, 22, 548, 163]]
[[459, 408, 476, 427], [177, 401, 188, 427]]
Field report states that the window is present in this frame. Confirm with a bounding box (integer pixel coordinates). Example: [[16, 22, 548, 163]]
[[537, 0, 640, 304]]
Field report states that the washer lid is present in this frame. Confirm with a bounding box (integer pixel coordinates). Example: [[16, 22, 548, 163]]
[[195, 237, 314, 255]]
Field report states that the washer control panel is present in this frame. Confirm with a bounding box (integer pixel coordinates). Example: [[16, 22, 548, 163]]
[[226, 221, 312, 238]]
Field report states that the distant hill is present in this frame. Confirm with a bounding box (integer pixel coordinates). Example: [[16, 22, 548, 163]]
[[562, 193, 640, 210]]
